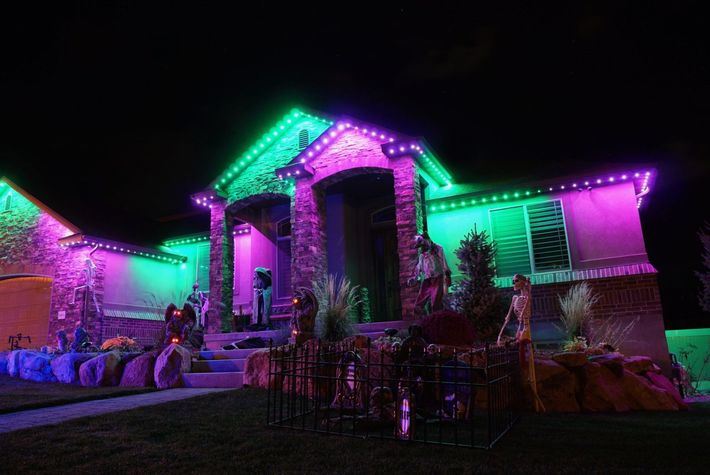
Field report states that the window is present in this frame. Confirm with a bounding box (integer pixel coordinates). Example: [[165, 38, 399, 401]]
[[3, 193, 12, 212], [298, 129, 309, 150], [489, 200, 570, 277], [276, 218, 292, 298], [196, 244, 210, 294]]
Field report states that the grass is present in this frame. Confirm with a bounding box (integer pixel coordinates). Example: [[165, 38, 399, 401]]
[[0, 388, 708, 474], [0, 375, 155, 414]]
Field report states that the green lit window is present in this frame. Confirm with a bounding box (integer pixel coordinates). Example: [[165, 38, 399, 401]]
[[276, 217, 291, 299], [489, 200, 570, 277], [3, 193, 12, 212]]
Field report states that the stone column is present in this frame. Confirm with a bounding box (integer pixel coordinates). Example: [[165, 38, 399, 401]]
[[208, 199, 234, 334], [393, 159, 424, 320], [291, 180, 327, 290]]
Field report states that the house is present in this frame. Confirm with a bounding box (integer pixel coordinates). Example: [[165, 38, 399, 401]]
[[0, 106, 669, 371]]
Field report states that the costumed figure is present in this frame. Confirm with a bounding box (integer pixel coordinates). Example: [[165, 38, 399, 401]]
[[56, 330, 68, 353], [70, 322, 91, 352], [186, 282, 207, 329], [252, 267, 273, 327], [163, 304, 195, 347], [497, 274, 545, 412], [290, 287, 318, 345], [71, 245, 101, 319], [407, 232, 451, 315]]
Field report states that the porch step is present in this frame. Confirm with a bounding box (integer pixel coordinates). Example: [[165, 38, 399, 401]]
[[182, 371, 244, 388], [191, 359, 246, 373], [197, 348, 261, 360]]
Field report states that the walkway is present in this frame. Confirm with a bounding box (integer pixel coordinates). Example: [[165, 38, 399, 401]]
[[0, 388, 230, 434]]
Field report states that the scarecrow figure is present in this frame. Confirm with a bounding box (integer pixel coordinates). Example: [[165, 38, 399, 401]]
[[252, 267, 273, 326]]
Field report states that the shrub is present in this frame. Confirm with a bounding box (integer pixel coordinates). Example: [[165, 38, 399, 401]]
[[585, 315, 640, 352], [313, 274, 359, 342], [450, 227, 505, 339], [420, 310, 476, 346], [557, 281, 599, 341]]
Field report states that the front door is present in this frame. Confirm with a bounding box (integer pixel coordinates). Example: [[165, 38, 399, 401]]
[[372, 225, 401, 321]]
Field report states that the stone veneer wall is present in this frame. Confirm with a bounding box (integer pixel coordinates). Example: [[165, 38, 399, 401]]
[[502, 272, 671, 374], [208, 200, 234, 334], [0, 189, 105, 344]]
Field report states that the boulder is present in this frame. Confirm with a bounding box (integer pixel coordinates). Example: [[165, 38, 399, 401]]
[[622, 356, 655, 374], [644, 371, 687, 410], [588, 352, 625, 377], [7, 350, 32, 377], [579, 362, 631, 412], [537, 367, 580, 412], [0, 352, 8, 375], [51, 353, 97, 384], [621, 369, 679, 411], [20, 352, 57, 383], [552, 352, 588, 369], [120, 351, 157, 387], [154, 344, 192, 389], [534, 358, 569, 383], [244, 349, 272, 389], [79, 351, 124, 387]]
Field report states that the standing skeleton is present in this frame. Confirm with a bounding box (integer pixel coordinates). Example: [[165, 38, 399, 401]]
[[497, 274, 545, 412]]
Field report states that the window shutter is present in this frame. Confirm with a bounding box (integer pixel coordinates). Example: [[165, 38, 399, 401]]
[[490, 206, 532, 277], [197, 244, 210, 294], [527, 201, 570, 272]]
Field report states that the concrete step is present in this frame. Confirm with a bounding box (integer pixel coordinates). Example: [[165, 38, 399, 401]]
[[197, 348, 262, 360], [191, 359, 246, 373], [182, 371, 244, 388], [204, 330, 286, 350], [354, 320, 410, 333]]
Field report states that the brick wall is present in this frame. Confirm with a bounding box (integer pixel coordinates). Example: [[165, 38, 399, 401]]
[[501, 272, 671, 373], [101, 316, 164, 348]]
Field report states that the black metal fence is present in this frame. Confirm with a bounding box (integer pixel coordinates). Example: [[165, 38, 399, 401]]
[[267, 338, 520, 449]]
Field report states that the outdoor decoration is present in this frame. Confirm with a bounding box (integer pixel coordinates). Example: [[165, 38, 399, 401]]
[[163, 304, 196, 347], [252, 267, 273, 327], [186, 282, 207, 329], [70, 244, 101, 318], [290, 287, 318, 345], [100, 336, 140, 352], [408, 232, 451, 315], [395, 383, 415, 440], [56, 330, 68, 353], [368, 386, 395, 422], [70, 324, 92, 353], [497, 274, 545, 412], [330, 350, 364, 411]]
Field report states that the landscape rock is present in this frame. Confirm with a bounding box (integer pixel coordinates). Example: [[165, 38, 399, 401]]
[[621, 369, 679, 411], [536, 367, 580, 412], [79, 351, 124, 387], [51, 353, 97, 384], [579, 362, 630, 412], [622, 356, 655, 374], [20, 352, 57, 382], [0, 352, 8, 375], [552, 352, 588, 368], [244, 349, 272, 389], [120, 351, 157, 387], [644, 371, 687, 410], [7, 350, 33, 377], [154, 343, 192, 389], [534, 358, 569, 383], [588, 352, 625, 377]]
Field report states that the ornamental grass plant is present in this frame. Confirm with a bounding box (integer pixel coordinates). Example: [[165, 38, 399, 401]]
[[313, 274, 359, 342], [556, 281, 599, 342]]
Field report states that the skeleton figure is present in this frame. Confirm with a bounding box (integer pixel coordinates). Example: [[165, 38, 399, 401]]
[[407, 232, 451, 314], [186, 282, 207, 329], [497, 274, 545, 412], [71, 246, 101, 316], [252, 267, 272, 326]]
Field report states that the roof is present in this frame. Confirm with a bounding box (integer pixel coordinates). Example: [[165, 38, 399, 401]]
[[0, 177, 81, 234]]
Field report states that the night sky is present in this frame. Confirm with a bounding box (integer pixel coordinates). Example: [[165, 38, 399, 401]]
[[1, 3, 708, 328]]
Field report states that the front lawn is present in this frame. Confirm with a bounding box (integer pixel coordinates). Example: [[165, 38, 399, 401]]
[[1, 388, 708, 474], [0, 375, 155, 414]]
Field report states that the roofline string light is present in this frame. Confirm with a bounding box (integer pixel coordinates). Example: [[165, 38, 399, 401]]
[[59, 235, 187, 264], [213, 108, 333, 191], [382, 140, 452, 187], [164, 226, 252, 247], [427, 170, 654, 213]]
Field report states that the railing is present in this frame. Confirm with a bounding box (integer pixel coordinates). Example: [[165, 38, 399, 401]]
[[267, 338, 520, 449]]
